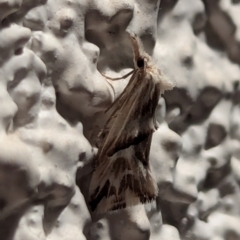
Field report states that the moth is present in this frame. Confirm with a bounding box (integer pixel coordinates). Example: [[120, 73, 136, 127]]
[[89, 32, 174, 213]]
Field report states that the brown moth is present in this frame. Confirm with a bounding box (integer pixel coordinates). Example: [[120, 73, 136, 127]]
[[89, 32, 174, 213]]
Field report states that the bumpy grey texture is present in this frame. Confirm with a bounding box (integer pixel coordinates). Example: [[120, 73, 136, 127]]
[[0, 0, 240, 239]]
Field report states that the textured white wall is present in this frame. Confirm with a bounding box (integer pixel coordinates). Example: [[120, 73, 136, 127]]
[[0, 0, 240, 240]]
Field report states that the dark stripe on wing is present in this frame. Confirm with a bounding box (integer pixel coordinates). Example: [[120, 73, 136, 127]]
[[90, 179, 110, 211]]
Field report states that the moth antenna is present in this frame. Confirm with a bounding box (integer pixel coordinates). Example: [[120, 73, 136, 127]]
[[101, 70, 134, 81]]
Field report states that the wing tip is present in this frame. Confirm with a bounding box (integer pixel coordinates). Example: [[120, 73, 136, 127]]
[[89, 187, 158, 214], [90, 198, 157, 215]]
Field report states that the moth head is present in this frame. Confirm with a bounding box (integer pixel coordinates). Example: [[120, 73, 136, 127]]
[[136, 56, 148, 70], [128, 32, 150, 69]]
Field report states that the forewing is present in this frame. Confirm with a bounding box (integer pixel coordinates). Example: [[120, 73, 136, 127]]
[[98, 70, 161, 159], [89, 133, 158, 213]]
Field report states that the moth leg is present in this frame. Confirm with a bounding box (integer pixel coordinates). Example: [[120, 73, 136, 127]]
[[101, 70, 134, 81]]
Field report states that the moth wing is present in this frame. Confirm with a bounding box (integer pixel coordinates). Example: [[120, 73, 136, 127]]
[[89, 71, 159, 213], [89, 133, 158, 213], [98, 70, 161, 158], [90, 68, 161, 213]]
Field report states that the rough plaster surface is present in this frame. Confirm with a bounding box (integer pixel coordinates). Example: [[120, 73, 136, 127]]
[[0, 0, 240, 239]]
